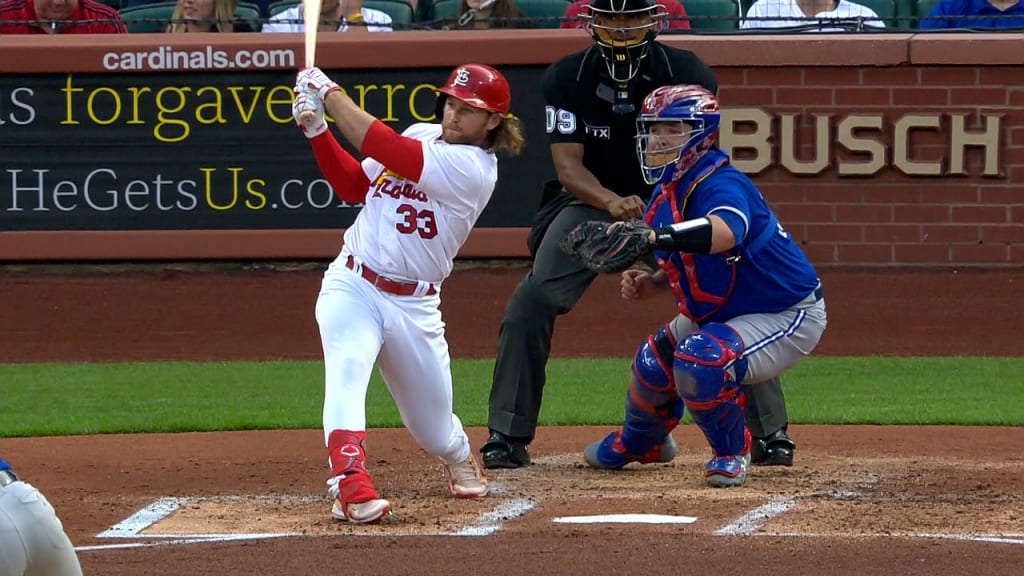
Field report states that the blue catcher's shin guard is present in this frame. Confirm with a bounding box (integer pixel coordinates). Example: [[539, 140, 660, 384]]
[[674, 323, 750, 459], [584, 327, 682, 470]]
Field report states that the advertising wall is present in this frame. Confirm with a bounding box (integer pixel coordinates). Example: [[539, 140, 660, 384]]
[[1, 31, 1021, 265], [1, 67, 551, 231]]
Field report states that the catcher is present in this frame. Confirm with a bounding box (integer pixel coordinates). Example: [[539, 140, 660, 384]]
[[561, 85, 827, 487]]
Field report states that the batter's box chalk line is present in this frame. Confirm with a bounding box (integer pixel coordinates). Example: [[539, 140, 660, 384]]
[[715, 491, 1024, 545], [81, 493, 537, 551]]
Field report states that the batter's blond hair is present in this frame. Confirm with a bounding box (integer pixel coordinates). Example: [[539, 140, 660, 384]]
[[490, 114, 524, 157]]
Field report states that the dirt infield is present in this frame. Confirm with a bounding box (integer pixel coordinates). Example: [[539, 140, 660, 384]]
[[2, 264, 1023, 575]]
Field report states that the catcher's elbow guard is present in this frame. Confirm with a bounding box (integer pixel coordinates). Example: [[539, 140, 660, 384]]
[[654, 217, 713, 254]]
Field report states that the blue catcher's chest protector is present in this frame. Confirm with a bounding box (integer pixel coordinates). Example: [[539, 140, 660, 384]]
[[643, 149, 819, 324]]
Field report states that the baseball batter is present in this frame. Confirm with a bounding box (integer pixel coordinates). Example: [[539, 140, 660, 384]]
[[292, 64, 524, 523], [0, 458, 82, 576], [574, 85, 827, 487]]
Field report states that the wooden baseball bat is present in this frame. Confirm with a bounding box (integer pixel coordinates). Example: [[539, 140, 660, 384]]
[[298, 0, 324, 128]]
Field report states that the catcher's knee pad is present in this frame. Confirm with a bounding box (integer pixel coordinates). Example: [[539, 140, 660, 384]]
[[631, 325, 677, 403], [619, 327, 683, 456], [673, 323, 747, 402], [673, 324, 749, 457]]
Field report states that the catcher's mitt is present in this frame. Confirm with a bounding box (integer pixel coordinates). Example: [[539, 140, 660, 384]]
[[560, 219, 654, 274]]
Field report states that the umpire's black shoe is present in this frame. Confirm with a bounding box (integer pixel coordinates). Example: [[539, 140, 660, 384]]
[[480, 431, 531, 469], [750, 426, 796, 467]]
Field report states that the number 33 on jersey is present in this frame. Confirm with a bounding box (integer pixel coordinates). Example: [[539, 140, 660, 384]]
[[342, 122, 498, 284], [370, 168, 439, 239]]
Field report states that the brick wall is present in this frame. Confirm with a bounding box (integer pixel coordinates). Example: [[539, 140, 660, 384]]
[[675, 34, 1024, 268], [710, 66, 1023, 266]]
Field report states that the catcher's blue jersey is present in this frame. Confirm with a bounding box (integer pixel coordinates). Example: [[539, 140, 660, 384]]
[[644, 148, 819, 324], [0, 458, 10, 472]]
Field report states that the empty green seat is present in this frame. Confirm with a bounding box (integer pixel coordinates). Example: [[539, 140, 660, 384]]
[[681, 0, 739, 30], [236, 2, 264, 30], [856, 0, 897, 26], [119, 1, 175, 33], [365, 0, 416, 25]]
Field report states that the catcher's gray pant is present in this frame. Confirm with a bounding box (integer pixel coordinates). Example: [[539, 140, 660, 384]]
[[668, 287, 827, 401], [487, 199, 792, 442], [0, 479, 82, 576]]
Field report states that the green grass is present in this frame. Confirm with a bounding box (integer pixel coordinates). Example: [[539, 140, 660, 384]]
[[1, 357, 1022, 437]]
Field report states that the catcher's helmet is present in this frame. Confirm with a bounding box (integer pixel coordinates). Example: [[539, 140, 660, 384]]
[[436, 63, 511, 115], [635, 84, 720, 185], [581, 0, 667, 83]]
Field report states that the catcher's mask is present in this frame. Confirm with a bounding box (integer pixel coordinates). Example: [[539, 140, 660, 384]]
[[581, 0, 666, 83], [434, 63, 512, 118], [635, 84, 720, 185]]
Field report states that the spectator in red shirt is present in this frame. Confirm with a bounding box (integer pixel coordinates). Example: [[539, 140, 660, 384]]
[[561, 0, 690, 29], [0, 0, 126, 33]]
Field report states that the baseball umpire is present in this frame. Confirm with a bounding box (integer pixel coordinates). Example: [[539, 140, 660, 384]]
[[0, 457, 83, 576], [480, 0, 797, 469], [563, 85, 827, 486]]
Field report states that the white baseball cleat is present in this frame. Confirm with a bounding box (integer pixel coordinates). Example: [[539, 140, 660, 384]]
[[443, 454, 489, 498], [331, 498, 392, 524]]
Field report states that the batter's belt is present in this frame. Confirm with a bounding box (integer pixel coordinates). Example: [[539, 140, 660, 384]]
[[345, 255, 438, 297]]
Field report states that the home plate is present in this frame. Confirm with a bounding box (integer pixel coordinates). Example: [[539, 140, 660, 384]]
[[553, 514, 698, 525]]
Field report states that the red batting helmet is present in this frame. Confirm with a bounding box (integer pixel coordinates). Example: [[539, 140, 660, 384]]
[[436, 64, 511, 115]]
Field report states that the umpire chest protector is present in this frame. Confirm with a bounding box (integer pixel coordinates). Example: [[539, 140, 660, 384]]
[[542, 44, 718, 203]]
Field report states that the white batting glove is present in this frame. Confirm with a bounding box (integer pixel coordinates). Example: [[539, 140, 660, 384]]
[[295, 67, 340, 103], [292, 87, 328, 139]]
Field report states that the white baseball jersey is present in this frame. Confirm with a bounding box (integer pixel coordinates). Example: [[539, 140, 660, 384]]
[[315, 118, 499, 483], [741, 0, 885, 29], [337, 122, 498, 284]]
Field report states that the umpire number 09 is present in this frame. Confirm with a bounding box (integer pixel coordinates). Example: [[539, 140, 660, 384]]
[[545, 106, 576, 135]]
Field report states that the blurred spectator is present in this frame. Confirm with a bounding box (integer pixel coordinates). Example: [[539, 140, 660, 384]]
[[917, 0, 1024, 28], [125, 0, 269, 21], [0, 0, 126, 32], [455, 0, 526, 28], [262, 0, 392, 31], [166, 0, 254, 31], [741, 0, 884, 30], [561, 0, 690, 29]]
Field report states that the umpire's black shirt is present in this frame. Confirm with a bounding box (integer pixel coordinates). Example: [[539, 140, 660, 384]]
[[542, 43, 718, 203]]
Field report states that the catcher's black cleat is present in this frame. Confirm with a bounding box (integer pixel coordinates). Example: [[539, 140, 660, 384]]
[[750, 426, 796, 467], [480, 431, 531, 469]]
